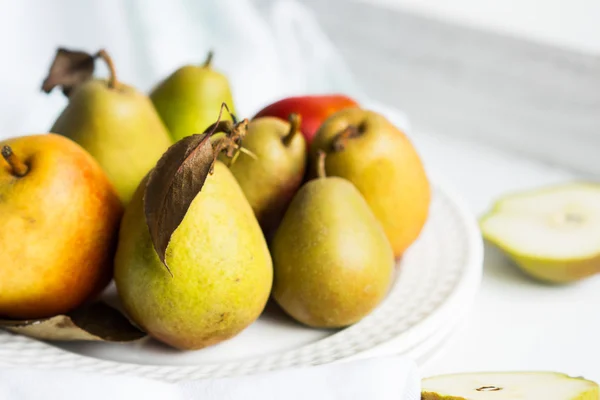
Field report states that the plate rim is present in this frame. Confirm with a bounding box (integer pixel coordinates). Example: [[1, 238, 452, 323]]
[[343, 176, 483, 365]]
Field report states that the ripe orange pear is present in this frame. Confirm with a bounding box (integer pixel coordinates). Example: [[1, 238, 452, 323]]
[[0, 134, 123, 319], [309, 108, 431, 258]]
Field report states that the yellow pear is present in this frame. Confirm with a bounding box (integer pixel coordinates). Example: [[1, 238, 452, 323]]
[[222, 114, 306, 237], [309, 108, 430, 259], [271, 152, 394, 328], [481, 183, 600, 284], [150, 51, 236, 142], [114, 154, 272, 350], [422, 372, 599, 399], [44, 48, 173, 204]]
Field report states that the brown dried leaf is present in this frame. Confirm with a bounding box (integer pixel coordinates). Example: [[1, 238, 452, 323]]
[[41, 48, 96, 97], [144, 133, 215, 271], [0, 302, 145, 342]]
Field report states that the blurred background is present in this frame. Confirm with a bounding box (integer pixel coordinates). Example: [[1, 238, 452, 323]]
[[1, 0, 599, 381], [0, 0, 598, 173]]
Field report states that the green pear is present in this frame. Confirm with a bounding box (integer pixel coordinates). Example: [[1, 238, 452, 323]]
[[45, 49, 173, 204], [222, 113, 306, 237], [480, 183, 600, 284], [114, 160, 273, 350], [309, 108, 431, 259], [150, 51, 236, 142], [422, 372, 599, 399], [271, 152, 394, 328]]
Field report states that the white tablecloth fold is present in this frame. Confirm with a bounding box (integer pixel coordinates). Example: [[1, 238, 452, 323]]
[[0, 356, 420, 400]]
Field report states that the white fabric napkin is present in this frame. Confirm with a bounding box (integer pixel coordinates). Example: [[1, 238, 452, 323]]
[[0, 0, 370, 140], [0, 356, 420, 400]]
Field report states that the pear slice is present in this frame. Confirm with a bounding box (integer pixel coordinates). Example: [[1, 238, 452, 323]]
[[422, 372, 599, 399], [480, 183, 600, 283]]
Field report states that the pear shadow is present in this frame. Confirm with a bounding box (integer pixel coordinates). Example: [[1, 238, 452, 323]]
[[136, 336, 196, 354], [130, 299, 337, 356], [260, 298, 342, 334], [482, 241, 564, 287], [98, 283, 122, 308], [259, 298, 296, 325]]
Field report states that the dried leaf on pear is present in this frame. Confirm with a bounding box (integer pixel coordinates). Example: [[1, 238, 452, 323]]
[[41, 48, 97, 96], [0, 302, 146, 342], [143, 133, 215, 270], [143, 106, 249, 272]]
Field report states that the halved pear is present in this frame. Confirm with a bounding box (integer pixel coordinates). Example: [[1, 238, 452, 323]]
[[422, 371, 599, 399], [480, 183, 600, 283]]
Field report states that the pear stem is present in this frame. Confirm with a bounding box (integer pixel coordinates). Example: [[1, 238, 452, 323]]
[[1, 146, 28, 177], [203, 50, 214, 68], [331, 125, 361, 152], [95, 49, 119, 89], [283, 113, 301, 146], [316, 150, 327, 179]]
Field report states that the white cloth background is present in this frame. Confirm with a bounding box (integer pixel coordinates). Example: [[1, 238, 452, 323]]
[[0, 0, 367, 140], [0, 0, 419, 398], [0, 357, 420, 400]]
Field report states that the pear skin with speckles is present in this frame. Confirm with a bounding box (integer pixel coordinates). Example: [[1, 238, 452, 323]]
[[309, 108, 430, 258], [271, 175, 394, 328], [114, 161, 272, 350]]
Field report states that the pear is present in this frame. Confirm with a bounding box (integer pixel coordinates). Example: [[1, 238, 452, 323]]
[[271, 152, 394, 328], [222, 113, 306, 237], [150, 51, 236, 142], [114, 129, 272, 350], [480, 183, 600, 284], [309, 108, 431, 259], [44, 49, 173, 204], [421, 372, 599, 399], [0, 134, 122, 319]]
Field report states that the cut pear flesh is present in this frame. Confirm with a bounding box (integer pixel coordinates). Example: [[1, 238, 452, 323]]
[[480, 183, 600, 283], [422, 371, 599, 400], [482, 183, 600, 260]]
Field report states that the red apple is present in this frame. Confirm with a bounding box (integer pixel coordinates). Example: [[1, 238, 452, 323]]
[[253, 94, 359, 146]]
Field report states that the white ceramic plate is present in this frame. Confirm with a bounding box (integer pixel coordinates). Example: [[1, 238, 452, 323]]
[[0, 177, 483, 382], [0, 103, 483, 382]]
